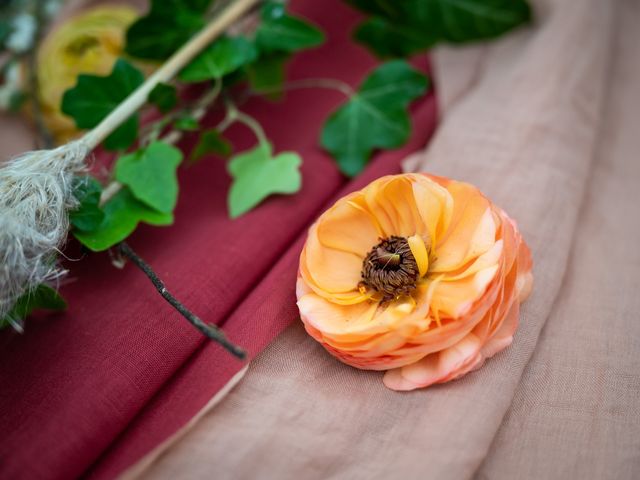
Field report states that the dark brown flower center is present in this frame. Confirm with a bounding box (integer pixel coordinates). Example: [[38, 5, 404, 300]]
[[360, 236, 419, 301]]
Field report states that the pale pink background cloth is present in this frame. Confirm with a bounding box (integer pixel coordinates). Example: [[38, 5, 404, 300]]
[[130, 0, 638, 477]]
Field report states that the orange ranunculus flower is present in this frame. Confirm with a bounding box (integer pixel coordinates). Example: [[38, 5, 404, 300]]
[[297, 173, 533, 391], [36, 6, 138, 143]]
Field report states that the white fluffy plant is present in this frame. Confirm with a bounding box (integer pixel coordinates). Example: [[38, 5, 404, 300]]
[[0, 141, 88, 323]]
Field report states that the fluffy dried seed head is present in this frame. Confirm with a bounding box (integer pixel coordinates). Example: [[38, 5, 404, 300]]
[[0, 140, 89, 325]]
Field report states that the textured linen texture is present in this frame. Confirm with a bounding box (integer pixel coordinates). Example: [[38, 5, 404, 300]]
[[476, 1, 640, 477], [132, 0, 639, 479]]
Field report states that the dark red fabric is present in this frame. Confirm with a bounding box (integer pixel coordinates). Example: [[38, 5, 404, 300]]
[[0, 1, 438, 479]]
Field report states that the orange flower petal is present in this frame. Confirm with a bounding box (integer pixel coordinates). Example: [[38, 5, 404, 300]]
[[298, 293, 383, 337], [432, 264, 499, 318], [364, 176, 424, 237], [317, 193, 382, 257], [303, 223, 363, 294], [383, 333, 484, 391], [412, 175, 453, 246], [431, 181, 496, 273], [441, 239, 504, 282]]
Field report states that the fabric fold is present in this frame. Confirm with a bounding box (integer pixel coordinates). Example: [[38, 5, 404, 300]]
[[0, 2, 433, 479], [130, 0, 619, 478]]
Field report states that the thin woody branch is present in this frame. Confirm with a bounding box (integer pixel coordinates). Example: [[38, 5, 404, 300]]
[[117, 242, 246, 360]]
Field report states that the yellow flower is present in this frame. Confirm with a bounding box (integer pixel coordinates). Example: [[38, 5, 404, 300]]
[[297, 173, 533, 391], [36, 6, 138, 143]]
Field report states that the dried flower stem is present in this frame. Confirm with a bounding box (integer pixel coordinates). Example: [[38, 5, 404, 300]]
[[117, 242, 246, 359], [83, 0, 260, 149]]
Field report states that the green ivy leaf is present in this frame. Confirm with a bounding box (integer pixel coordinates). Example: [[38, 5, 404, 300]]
[[8, 90, 27, 113], [105, 116, 139, 151], [115, 141, 183, 214], [343, 0, 403, 17], [174, 116, 200, 131], [348, 0, 531, 58], [61, 59, 145, 151], [179, 36, 258, 83], [191, 129, 232, 163], [0, 21, 11, 49], [228, 141, 302, 218], [125, 0, 213, 60], [73, 188, 173, 252], [255, 1, 325, 53], [246, 53, 288, 95], [182, 0, 214, 11], [320, 60, 428, 177], [1, 285, 66, 331], [69, 176, 105, 232], [354, 17, 435, 58], [148, 83, 178, 113]]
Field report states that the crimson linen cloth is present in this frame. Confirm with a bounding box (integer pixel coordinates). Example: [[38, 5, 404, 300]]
[[0, 1, 437, 479], [129, 1, 640, 480]]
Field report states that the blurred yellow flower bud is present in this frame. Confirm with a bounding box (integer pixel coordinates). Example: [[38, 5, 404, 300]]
[[36, 6, 138, 143]]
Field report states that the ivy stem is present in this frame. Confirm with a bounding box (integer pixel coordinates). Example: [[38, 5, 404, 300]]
[[117, 242, 247, 360], [144, 78, 223, 145], [100, 79, 223, 206], [234, 110, 269, 145], [218, 98, 268, 146], [247, 77, 355, 99]]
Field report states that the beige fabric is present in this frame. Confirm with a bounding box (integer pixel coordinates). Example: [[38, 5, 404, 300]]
[[132, 0, 640, 478], [119, 366, 248, 480], [476, 1, 640, 477]]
